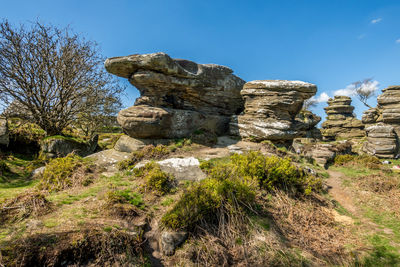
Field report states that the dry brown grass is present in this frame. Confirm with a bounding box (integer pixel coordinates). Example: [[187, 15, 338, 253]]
[[0, 191, 53, 224], [0, 226, 147, 266], [264, 191, 356, 265], [353, 173, 400, 217]]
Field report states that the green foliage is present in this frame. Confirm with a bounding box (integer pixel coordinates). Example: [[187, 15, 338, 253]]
[[38, 154, 94, 192], [42, 135, 86, 144], [334, 154, 382, 169], [162, 152, 322, 230], [106, 189, 144, 209], [8, 118, 46, 143], [229, 152, 322, 194], [0, 160, 10, 175], [161, 176, 255, 230], [144, 165, 173, 194]]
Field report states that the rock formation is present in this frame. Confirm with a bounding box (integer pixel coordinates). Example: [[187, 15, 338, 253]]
[[40, 135, 98, 159], [229, 80, 318, 144], [105, 52, 245, 139], [0, 117, 9, 147], [321, 96, 364, 140], [364, 123, 398, 158], [362, 86, 400, 158]]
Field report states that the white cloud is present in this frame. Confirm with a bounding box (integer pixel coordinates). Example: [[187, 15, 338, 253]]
[[371, 18, 382, 24], [396, 39, 400, 44], [313, 92, 331, 103], [334, 80, 379, 97]]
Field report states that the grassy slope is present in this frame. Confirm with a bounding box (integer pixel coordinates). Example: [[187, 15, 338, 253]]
[[1, 144, 400, 266]]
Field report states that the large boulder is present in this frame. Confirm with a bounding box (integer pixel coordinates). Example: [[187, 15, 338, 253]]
[[105, 52, 245, 139], [0, 117, 9, 147], [40, 135, 98, 159], [321, 96, 365, 140], [229, 80, 317, 144]]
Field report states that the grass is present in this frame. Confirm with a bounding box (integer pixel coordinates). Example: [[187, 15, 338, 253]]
[[0, 154, 42, 201]]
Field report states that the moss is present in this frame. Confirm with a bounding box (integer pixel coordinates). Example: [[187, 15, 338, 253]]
[[38, 154, 95, 192]]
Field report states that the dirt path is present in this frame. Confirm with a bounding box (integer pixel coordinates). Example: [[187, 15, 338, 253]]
[[326, 170, 357, 214]]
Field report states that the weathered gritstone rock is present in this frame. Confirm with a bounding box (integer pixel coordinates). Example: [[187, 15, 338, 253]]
[[40, 135, 98, 159], [229, 80, 318, 143], [364, 123, 399, 158], [321, 96, 365, 140], [377, 86, 400, 126], [362, 107, 380, 126], [105, 52, 245, 139], [0, 117, 9, 147], [362, 86, 400, 158]]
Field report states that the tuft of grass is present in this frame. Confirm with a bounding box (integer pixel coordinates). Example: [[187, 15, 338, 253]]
[[38, 154, 96, 192], [106, 189, 145, 209], [133, 162, 174, 195], [334, 154, 382, 169]]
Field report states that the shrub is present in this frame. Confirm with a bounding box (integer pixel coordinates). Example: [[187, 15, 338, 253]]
[[0, 160, 9, 175], [334, 154, 382, 169], [133, 162, 174, 194], [162, 152, 322, 230], [161, 176, 255, 230], [229, 152, 322, 194], [8, 118, 46, 143], [38, 154, 95, 192]]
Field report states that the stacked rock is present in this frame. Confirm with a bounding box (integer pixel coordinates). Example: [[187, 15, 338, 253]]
[[321, 96, 364, 140], [105, 52, 245, 140], [364, 123, 398, 158], [377, 86, 400, 135], [229, 80, 318, 144], [362, 86, 400, 158]]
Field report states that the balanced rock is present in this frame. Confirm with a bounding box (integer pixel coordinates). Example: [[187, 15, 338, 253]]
[[229, 80, 317, 143], [364, 123, 399, 158], [321, 96, 365, 140], [0, 117, 9, 147], [105, 52, 245, 139], [377, 86, 400, 135]]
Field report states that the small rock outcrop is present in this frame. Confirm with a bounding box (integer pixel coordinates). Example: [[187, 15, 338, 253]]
[[229, 80, 318, 144], [362, 107, 380, 127], [321, 96, 364, 140], [40, 135, 98, 158], [105, 52, 245, 139], [0, 117, 9, 147]]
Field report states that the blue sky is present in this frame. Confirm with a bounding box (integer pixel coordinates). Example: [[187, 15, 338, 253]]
[[1, 0, 400, 119]]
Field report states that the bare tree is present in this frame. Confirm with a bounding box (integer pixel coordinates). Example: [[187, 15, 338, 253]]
[[302, 98, 318, 111], [0, 20, 124, 136], [352, 78, 377, 109]]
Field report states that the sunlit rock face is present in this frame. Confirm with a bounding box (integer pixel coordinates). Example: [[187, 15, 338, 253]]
[[321, 96, 365, 141], [105, 52, 245, 139], [229, 80, 318, 144], [362, 86, 400, 158]]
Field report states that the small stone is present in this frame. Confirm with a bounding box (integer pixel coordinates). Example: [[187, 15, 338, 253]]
[[161, 231, 188, 256]]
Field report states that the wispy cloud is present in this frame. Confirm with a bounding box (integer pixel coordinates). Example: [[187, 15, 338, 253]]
[[313, 92, 331, 103], [371, 18, 382, 24], [358, 34, 366, 39], [396, 39, 400, 44], [334, 80, 379, 97]]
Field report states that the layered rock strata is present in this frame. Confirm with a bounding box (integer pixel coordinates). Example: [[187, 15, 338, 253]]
[[321, 96, 364, 140], [362, 86, 400, 158], [364, 123, 399, 158], [229, 80, 318, 143], [105, 52, 245, 139]]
